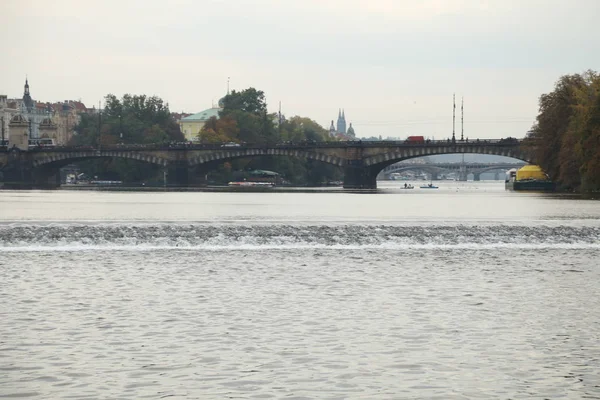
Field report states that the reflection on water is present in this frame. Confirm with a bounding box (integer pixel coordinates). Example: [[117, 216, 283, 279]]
[[0, 181, 599, 223], [0, 182, 599, 399]]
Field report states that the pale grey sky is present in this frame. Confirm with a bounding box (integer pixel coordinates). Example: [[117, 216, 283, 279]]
[[2, 0, 599, 139]]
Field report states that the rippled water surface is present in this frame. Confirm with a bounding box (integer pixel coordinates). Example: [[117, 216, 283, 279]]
[[1, 182, 599, 399]]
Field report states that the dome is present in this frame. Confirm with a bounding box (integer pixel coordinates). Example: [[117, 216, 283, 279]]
[[347, 123, 356, 136], [217, 96, 226, 108]]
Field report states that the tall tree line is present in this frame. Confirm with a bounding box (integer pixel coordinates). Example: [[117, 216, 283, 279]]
[[528, 71, 600, 192]]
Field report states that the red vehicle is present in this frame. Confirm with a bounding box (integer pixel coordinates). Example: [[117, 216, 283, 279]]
[[405, 135, 425, 144]]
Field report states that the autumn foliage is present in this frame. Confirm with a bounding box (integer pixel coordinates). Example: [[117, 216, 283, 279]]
[[528, 71, 600, 192]]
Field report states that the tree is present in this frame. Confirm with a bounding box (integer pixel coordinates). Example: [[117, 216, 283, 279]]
[[71, 93, 183, 147], [221, 88, 268, 115], [199, 116, 240, 143], [219, 88, 278, 144], [69, 93, 183, 183], [280, 116, 333, 143], [530, 71, 600, 191]]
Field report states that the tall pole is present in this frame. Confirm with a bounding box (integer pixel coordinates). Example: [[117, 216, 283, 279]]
[[452, 93, 456, 143], [98, 100, 101, 151], [1, 116, 4, 143], [461, 97, 464, 141], [278, 101, 282, 137], [227, 77, 230, 95]]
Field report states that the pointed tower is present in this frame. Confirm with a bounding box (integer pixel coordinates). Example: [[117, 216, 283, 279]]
[[336, 108, 347, 134], [22, 78, 34, 113]]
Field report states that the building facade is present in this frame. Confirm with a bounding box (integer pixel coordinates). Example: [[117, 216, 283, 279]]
[[179, 97, 225, 142], [0, 79, 87, 146]]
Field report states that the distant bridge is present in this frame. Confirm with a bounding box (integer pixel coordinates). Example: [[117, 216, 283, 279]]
[[0, 139, 534, 189], [380, 161, 526, 181]]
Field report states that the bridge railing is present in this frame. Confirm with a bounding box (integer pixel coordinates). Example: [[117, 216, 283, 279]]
[[12, 137, 525, 153]]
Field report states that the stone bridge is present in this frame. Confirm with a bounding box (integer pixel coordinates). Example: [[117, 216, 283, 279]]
[[381, 161, 526, 181], [0, 139, 534, 189]]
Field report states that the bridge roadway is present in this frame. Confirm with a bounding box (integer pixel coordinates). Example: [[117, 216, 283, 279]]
[[381, 161, 527, 181], [0, 139, 533, 189]]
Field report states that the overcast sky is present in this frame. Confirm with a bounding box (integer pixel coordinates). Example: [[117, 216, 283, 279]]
[[2, 0, 599, 139]]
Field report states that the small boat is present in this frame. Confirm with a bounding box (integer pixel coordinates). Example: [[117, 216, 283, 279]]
[[228, 181, 274, 188], [419, 183, 439, 189]]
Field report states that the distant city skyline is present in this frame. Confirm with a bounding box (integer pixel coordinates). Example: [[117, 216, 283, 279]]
[[2, 0, 598, 139]]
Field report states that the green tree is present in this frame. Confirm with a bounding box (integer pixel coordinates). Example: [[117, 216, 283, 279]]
[[280, 116, 334, 143], [219, 88, 278, 144], [71, 94, 183, 147], [69, 94, 183, 183], [529, 70, 600, 191], [221, 88, 268, 115]]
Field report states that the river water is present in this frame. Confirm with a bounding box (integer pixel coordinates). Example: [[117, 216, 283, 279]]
[[1, 181, 599, 399]]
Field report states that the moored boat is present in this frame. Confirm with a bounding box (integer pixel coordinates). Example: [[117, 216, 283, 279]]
[[505, 165, 555, 192], [228, 181, 274, 188]]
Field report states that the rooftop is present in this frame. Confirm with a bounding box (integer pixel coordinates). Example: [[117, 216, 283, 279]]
[[181, 107, 221, 122]]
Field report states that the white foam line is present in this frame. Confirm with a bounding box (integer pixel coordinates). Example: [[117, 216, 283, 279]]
[[0, 243, 599, 253]]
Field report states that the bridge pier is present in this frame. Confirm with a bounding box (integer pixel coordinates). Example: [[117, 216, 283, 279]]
[[343, 166, 377, 189], [0, 150, 36, 189], [166, 163, 190, 187], [2, 164, 62, 189], [1, 165, 33, 189], [32, 168, 61, 189], [473, 173, 481, 181]]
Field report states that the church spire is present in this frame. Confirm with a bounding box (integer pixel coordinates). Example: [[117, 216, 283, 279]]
[[336, 108, 347, 135], [22, 76, 34, 113]]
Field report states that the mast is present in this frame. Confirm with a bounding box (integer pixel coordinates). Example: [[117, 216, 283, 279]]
[[461, 97, 464, 141], [452, 93, 456, 143]]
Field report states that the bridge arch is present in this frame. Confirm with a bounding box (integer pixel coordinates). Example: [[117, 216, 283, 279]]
[[32, 150, 170, 168], [363, 145, 533, 167], [347, 145, 533, 189], [187, 148, 345, 168]]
